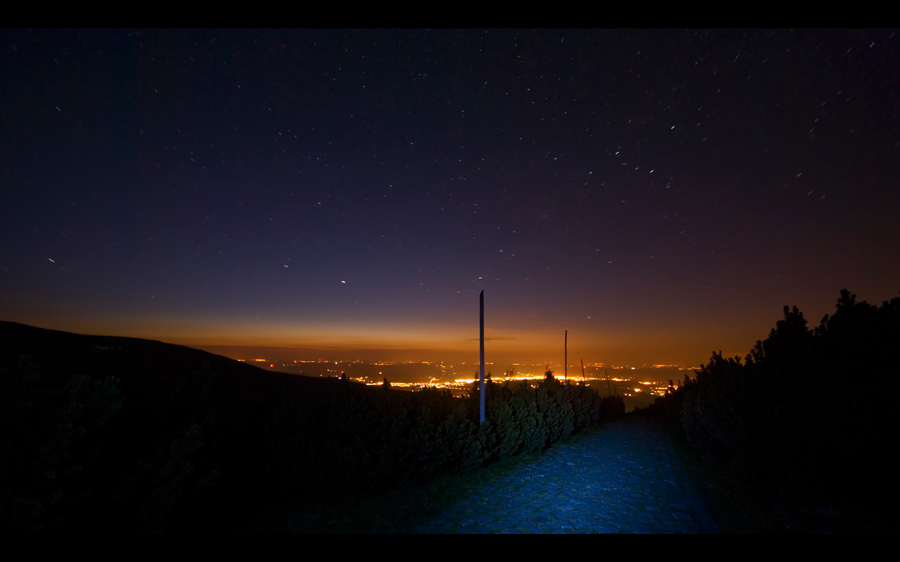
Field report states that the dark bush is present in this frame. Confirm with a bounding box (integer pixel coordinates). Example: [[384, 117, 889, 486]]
[[672, 290, 900, 513], [0, 321, 621, 532]]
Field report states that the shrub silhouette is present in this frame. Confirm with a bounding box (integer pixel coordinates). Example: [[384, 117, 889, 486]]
[[0, 356, 124, 533], [1, 322, 622, 531], [673, 289, 900, 513]]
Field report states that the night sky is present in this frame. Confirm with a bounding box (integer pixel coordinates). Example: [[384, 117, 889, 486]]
[[3, 29, 899, 366]]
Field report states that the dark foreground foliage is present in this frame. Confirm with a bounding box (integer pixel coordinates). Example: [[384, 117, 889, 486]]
[[267, 374, 622, 507], [639, 289, 900, 517], [0, 322, 622, 533]]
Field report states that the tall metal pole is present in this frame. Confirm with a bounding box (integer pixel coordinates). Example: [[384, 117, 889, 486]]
[[480, 290, 485, 424], [581, 358, 586, 383], [564, 330, 568, 388]]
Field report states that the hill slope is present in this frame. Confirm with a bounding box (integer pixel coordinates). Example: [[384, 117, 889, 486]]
[[1, 321, 619, 533], [0, 321, 346, 532]]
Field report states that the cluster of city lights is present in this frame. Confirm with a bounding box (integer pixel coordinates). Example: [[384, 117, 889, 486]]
[[233, 358, 693, 398]]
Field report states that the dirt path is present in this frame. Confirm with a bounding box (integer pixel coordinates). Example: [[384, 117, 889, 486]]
[[408, 417, 718, 533]]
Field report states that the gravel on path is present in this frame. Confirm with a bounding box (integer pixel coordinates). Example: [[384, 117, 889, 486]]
[[412, 416, 719, 533]]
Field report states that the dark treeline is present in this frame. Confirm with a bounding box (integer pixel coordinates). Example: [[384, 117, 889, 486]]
[[0, 322, 623, 533], [638, 289, 900, 515]]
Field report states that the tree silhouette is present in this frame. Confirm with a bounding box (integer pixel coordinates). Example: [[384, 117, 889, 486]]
[[674, 289, 900, 514]]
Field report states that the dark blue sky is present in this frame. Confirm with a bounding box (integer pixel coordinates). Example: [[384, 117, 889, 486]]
[[3, 29, 899, 365]]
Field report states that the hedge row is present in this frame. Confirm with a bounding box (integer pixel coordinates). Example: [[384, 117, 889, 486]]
[[645, 290, 900, 514], [1, 356, 623, 532], [264, 374, 624, 504]]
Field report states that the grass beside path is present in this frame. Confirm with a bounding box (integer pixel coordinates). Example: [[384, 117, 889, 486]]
[[244, 424, 609, 534], [286, 452, 546, 534]]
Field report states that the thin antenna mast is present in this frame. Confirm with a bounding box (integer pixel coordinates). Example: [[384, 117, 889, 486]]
[[480, 290, 485, 424]]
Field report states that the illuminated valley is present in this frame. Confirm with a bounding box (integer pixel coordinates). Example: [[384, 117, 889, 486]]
[[233, 357, 696, 409]]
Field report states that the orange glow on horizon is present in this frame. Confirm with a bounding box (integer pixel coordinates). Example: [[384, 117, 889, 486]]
[[11, 314, 730, 367]]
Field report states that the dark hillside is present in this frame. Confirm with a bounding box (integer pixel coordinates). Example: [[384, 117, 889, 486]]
[[0, 321, 351, 532], [1, 322, 618, 533], [0, 321, 335, 398]]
